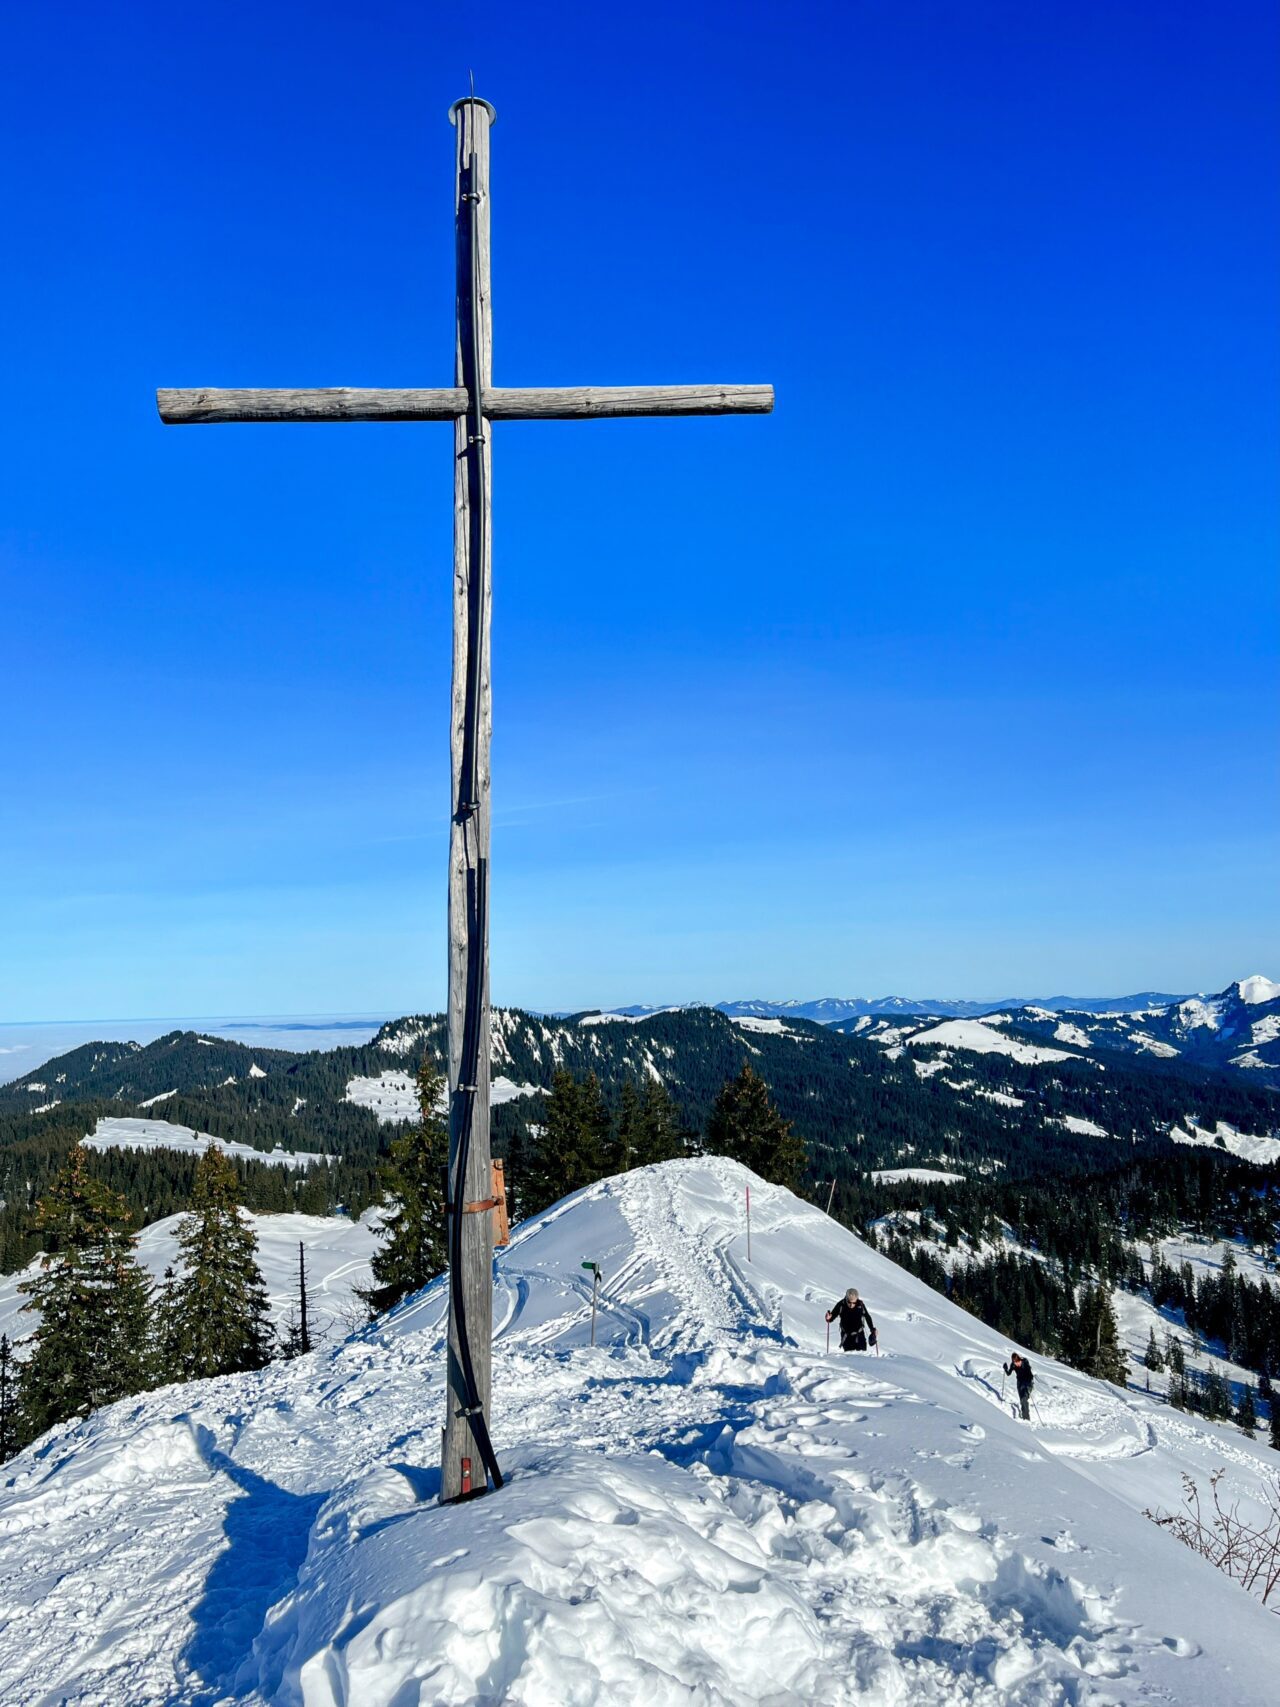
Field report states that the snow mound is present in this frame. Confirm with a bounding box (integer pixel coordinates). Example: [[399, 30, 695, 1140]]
[[1, 1159, 1277, 1705], [906, 1019, 1074, 1065]]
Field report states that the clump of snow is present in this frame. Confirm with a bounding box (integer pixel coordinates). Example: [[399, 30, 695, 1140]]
[[907, 1019, 1074, 1065], [974, 1087, 1025, 1108], [24, 1082, 47, 1093], [31, 1100, 60, 1113], [249, 1063, 268, 1079], [137, 1088, 178, 1108], [1238, 974, 1280, 1005], [2, 1159, 1279, 1705], [84, 1117, 325, 1169]]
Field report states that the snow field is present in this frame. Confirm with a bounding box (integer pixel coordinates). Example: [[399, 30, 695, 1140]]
[[905, 1020, 1074, 1065], [0, 1211, 380, 1350], [0, 1160, 1277, 1705], [344, 1071, 540, 1123], [84, 1116, 326, 1168]]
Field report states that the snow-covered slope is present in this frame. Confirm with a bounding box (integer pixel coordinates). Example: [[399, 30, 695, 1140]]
[[0, 1210, 379, 1350], [1, 1160, 1277, 1705], [83, 1115, 326, 1168]]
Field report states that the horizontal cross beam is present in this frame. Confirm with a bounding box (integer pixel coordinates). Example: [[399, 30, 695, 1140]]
[[156, 383, 774, 425]]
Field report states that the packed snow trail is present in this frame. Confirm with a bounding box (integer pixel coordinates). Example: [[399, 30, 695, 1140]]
[[1, 1159, 1277, 1705]]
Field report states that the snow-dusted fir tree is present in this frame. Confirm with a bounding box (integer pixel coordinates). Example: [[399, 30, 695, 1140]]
[[160, 1143, 273, 1380], [368, 1057, 449, 1311], [706, 1063, 806, 1191], [18, 1145, 155, 1443]]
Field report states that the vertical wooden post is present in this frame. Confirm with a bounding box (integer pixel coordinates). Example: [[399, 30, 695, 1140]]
[[443, 94, 498, 1503]]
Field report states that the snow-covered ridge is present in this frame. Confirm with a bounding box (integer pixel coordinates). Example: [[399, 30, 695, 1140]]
[[1238, 974, 1280, 1005], [84, 1117, 326, 1169], [905, 1018, 1075, 1065], [2, 1159, 1277, 1704]]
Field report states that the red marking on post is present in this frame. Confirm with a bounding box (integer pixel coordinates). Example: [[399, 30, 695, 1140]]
[[461, 1456, 472, 1496]]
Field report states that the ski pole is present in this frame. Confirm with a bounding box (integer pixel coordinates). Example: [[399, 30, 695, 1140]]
[[825, 1315, 830, 1354]]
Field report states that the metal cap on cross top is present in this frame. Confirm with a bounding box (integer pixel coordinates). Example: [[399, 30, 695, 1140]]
[[154, 94, 772, 1505]]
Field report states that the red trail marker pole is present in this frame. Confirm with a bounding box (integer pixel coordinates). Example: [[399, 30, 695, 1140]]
[[745, 1185, 752, 1262]]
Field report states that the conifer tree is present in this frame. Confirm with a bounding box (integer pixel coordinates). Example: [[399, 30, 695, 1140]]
[[160, 1143, 273, 1380], [1270, 1401, 1280, 1453], [524, 1071, 610, 1212], [0, 1335, 17, 1462], [1165, 1331, 1186, 1376], [608, 1081, 643, 1174], [368, 1057, 449, 1312], [1235, 1383, 1258, 1437], [1063, 1283, 1128, 1386], [1144, 1326, 1164, 1374], [18, 1145, 156, 1443], [705, 1063, 807, 1190], [634, 1078, 687, 1167]]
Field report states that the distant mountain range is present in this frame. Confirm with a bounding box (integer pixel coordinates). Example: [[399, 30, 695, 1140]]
[[586, 979, 1280, 1087], [713, 993, 1190, 1022]]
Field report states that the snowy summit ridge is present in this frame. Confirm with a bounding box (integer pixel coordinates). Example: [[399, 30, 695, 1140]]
[[1, 1159, 1277, 1704]]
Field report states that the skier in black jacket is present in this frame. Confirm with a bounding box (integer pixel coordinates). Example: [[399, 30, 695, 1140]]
[[826, 1288, 877, 1352], [1004, 1352, 1035, 1421]]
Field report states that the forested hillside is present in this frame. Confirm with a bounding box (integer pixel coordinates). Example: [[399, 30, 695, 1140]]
[[2, 1004, 1278, 1277]]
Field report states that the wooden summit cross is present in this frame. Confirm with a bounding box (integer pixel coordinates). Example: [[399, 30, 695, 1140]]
[[157, 95, 773, 1503]]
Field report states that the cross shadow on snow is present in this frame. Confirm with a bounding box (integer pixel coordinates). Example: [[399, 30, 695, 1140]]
[[179, 1423, 325, 1705]]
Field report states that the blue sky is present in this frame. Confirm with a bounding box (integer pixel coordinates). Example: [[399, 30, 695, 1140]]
[[1, 0, 1276, 1021]]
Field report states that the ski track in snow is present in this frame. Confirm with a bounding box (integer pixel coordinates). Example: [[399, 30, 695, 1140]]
[[1, 1157, 1277, 1706]]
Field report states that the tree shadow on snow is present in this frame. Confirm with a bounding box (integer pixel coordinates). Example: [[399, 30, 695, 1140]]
[[179, 1423, 325, 1705]]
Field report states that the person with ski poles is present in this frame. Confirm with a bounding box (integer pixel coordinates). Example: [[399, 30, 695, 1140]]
[[826, 1288, 877, 1353], [1003, 1352, 1035, 1421]]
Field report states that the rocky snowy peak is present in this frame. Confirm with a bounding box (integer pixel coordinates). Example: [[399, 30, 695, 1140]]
[[2, 1158, 1277, 1705], [1238, 973, 1280, 1005]]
